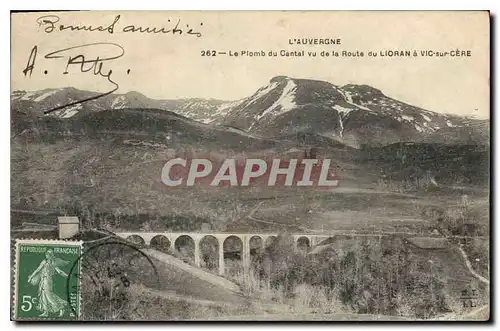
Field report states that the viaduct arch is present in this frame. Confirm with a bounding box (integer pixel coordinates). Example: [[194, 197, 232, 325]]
[[115, 232, 325, 276]]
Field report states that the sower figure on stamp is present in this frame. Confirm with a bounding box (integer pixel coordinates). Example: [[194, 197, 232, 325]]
[[27, 249, 70, 317]]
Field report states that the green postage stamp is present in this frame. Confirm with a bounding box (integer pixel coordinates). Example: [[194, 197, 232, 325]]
[[13, 239, 83, 321]]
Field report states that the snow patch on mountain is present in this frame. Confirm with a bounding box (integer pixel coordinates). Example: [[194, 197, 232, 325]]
[[338, 89, 372, 111], [53, 104, 82, 118], [342, 90, 354, 103], [446, 119, 458, 128], [421, 114, 432, 122], [33, 90, 58, 102], [246, 82, 279, 107], [332, 104, 355, 138], [332, 104, 354, 116], [11, 91, 25, 100], [338, 115, 345, 138], [222, 126, 265, 139], [111, 96, 127, 109], [20, 92, 35, 101], [349, 102, 372, 111], [215, 99, 244, 116], [255, 78, 297, 120], [401, 115, 414, 122]]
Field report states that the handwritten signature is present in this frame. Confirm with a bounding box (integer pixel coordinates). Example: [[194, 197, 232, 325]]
[[23, 42, 125, 115]]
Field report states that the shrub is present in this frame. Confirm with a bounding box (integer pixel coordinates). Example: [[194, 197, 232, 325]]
[[248, 234, 450, 318]]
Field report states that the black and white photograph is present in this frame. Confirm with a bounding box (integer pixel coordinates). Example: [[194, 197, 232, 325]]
[[9, 10, 490, 321]]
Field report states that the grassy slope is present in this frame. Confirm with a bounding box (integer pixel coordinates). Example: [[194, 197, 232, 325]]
[[11, 108, 489, 235]]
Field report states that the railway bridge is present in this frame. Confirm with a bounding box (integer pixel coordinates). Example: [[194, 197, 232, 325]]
[[114, 231, 394, 276]]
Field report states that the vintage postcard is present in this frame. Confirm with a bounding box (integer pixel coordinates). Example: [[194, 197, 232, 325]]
[[10, 11, 490, 321]]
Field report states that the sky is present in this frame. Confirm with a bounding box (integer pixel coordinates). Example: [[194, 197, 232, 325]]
[[11, 11, 490, 118]]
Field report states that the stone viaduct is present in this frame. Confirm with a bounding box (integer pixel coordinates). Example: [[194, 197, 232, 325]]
[[114, 231, 394, 276]]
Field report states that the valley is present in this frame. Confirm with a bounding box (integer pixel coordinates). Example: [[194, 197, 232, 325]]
[[10, 75, 490, 320]]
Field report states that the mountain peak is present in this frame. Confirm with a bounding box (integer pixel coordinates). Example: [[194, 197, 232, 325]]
[[342, 84, 385, 97], [11, 76, 478, 146], [124, 90, 148, 99], [270, 75, 292, 84]]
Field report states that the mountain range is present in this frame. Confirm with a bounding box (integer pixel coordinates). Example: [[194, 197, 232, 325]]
[[11, 76, 489, 147], [10, 76, 490, 230]]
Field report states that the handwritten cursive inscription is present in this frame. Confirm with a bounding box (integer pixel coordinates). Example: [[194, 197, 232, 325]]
[[36, 15, 203, 37], [23, 42, 125, 114]]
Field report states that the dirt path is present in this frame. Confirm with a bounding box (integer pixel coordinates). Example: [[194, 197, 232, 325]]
[[137, 286, 238, 308], [457, 245, 489, 285], [142, 248, 241, 293]]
